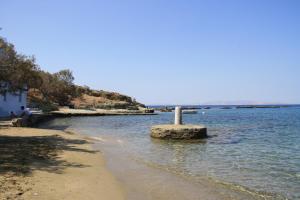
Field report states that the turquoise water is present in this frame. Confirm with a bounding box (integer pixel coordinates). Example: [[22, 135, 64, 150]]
[[41, 107, 300, 199]]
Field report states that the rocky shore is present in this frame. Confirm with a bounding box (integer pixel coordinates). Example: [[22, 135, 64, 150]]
[[51, 108, 156, 117]]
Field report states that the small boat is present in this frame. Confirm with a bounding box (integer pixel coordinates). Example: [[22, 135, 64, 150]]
[[182, 110, 198, 114]]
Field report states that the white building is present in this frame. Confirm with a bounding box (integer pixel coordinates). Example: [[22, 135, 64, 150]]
[[0, 89, 27, 117]]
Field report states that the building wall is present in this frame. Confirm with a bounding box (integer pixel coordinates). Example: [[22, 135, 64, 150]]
[[0, 91, 27, 117]]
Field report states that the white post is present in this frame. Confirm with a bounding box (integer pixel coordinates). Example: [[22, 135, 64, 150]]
[[174, 106, 182, 125]]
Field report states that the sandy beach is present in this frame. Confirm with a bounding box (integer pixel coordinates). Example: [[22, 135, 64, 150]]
[[0, 127, 125, 200]]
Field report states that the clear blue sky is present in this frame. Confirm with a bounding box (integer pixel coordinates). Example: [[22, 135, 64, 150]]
[[1, 0, 299, 105]]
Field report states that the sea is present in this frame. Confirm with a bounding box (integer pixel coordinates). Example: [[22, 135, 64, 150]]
[[40, 106, 300, 200]]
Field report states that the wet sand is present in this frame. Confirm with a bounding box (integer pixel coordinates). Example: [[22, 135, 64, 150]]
[[0, 127, 125, 200]]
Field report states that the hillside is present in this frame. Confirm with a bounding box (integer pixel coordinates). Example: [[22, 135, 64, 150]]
[[28, 86, 145, 111], [71, 87, 145, 110], [1, 37, 145, 112]]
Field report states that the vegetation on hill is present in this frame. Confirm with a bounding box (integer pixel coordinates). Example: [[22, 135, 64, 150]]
[[71, 86, 144, 110], [0, 37, 144, 111], [0, 37, 41, 92]]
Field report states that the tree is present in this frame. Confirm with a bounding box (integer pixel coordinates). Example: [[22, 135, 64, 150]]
[[52, 69, 77, 105], [54, 69, 74, 85], [1, 37, 78, 107], [0, 37, 41, 93], [38, 69, 77, 106]]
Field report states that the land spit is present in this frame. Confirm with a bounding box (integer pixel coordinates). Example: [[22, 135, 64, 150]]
[[51, 108, 157, 117], [0, 108, 156, 128]]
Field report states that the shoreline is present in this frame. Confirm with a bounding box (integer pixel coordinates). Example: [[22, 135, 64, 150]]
[[0, 127, 125, 200], [51, 108, 157, 117], [41, 120, 285, 200], [91, 135, 278, 200], [0, 125, 287, 200]]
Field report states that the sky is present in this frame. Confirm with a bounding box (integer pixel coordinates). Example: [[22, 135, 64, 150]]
[[1, 0, 299, 105]]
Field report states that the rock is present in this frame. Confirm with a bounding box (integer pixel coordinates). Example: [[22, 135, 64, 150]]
[[182, 110, 198, 114], [12, 118, 23, 127], [150, 124, 207, 139]]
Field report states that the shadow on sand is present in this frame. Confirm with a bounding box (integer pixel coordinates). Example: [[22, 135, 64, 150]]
[[0, 130, 98, 176]]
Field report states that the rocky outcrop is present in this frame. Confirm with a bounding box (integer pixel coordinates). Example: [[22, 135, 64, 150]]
[[150, 124, 207, 139], [71, 93, 144, 110], [12, 114, 54, 127]]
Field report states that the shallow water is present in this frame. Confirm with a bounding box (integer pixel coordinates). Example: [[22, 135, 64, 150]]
[[40, 107, 300, 199]]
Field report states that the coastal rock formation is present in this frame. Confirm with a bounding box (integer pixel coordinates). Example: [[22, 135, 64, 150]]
[[151, 124, 207, 139], [71, 90, 145, 110], [182, 110, 198, 114], [50, 108, 156, 116], [28, 87, 146, 112]]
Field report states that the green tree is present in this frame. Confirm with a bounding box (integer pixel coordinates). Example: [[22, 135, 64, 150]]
[[38, 69, 77, 106], [0, 37, 41, 93]]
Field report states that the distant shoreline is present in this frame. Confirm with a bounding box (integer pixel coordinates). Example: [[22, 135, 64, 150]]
[[148, 104, 300, 110]]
